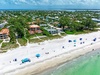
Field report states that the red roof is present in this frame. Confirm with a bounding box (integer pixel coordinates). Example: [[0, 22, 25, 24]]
[[0, 28, 9, 35], [29, 25, 40, 28]]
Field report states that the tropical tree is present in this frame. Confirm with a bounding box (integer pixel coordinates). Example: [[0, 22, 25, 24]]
[[82, 18, 96, 30], [59, 16, 70, 31], [9, 27, 16, 43]]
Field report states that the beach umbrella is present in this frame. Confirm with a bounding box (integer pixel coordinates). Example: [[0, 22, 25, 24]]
[[21, 58, 31, 63], [80, 38, 82, 40], [68, 40, 72, 42], [36, 54, 41, 58], [73, 40, 76, 42], [93, 38, 96, 41]]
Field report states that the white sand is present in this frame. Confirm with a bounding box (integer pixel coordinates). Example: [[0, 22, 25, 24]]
[[0, 31, 100, 75]]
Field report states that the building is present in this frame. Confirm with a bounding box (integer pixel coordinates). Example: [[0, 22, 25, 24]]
[[0, 28, 9, 39], [45, 28, 63, 34], [0, 20, 8, 28], [29, 25, 42, 34], [56, 28, 63, 33], [92, 18, 100, 23], [46, 28, 58, 34], [97, 23, 100, 26], [40, 24, 47, 27]]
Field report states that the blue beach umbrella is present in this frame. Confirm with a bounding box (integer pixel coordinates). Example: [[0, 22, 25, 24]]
[[80, 38, 82, 40], [93, 38, 96, 41], [73, 40, 76, 42], [68, 40, 72, 42], [21, 58, 31, 63], [36, 54, 41, 58]]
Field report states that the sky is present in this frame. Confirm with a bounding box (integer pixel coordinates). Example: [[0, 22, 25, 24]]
[[0, 0, 100, 9]]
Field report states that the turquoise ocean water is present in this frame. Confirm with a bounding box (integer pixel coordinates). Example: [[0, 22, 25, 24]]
[[37, 49, 100, 75]]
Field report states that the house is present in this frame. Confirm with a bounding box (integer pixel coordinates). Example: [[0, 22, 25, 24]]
[[40, 24, 47, 27], [45, 28, 63, 34], [46, 28, 58, 34], [56, 28, 63, 33], [0, 20, 8, 28], [44, 27, 58, 34], [44, 24, 63, 34], [0, 28, 9, 39], [97, 23, 100, 27], [29, 25, 42, 34], [92, 18, 100, 23]]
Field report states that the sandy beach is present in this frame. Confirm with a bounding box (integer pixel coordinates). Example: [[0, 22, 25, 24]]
[[0, 31, 100, 75]]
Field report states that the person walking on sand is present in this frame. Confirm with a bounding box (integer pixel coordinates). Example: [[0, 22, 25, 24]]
[[42, 48, 44, 50], [62, 46, 65, 49]]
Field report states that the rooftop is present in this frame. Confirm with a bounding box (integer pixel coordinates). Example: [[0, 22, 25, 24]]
[[29, 25, 40, 28], [0, 28, 9, 35]]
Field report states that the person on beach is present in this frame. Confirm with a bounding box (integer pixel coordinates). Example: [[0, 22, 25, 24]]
[[13, 58, 17, 62], [45, 52, 49, 54], [9, 61, 11, 63], [80, 42, 82, 44], [42, 48, 44, 50], [62, 46, 65, 49], [83, 42, 85, 44]]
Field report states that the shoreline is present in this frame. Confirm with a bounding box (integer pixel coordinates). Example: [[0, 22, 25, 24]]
[[0, 31, 100, 75], [37, 48, 100, 75], [7, 41, 100, 75]]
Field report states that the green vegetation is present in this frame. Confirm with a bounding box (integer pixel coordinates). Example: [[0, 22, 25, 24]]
[[29, 35, 61, 44], [40, 27, 52, 37], [40, 37, 49, 41], [1, 42, 19, 51], [0, 40, 3, 43], [29, 38, 43, 43], [49, 35, 61, 40], [18, 38, 27, 46], [0, 10, 99, 51], [65, 29, 98, 35], [61, 33, 67, 36], [65, 31, 75, 34], [59, 16, 97, 33]]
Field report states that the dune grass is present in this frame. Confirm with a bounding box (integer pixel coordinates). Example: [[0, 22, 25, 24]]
[[18, 38, 27, 46], [1, 42, 19, 52]]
